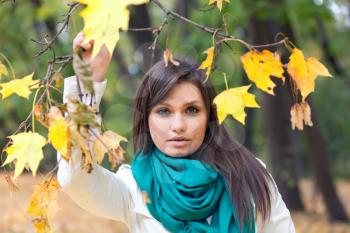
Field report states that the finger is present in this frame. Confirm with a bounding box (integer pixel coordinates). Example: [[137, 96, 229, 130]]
[[80, 39, 94, 52], [74, 39, 94, 52], [73, 32, 84, 45], [80, 42, 92, 50], [76, 31, 84, 38], [73, 33, 85, 50]]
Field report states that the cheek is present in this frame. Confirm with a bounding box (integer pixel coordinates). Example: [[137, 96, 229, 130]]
[[190, 114, 208, 139], [148, 115, 167, 140]]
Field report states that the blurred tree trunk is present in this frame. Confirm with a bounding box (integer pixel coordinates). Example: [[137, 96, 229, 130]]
[[129, 4, 160, 70], [240, 77, 254, 149], [316, 17, 345, 76], [314, 19, 350, 218], [175, 0, 194, 38], [30, 0, 57, 37], [111, 4, 155, 93], [175, 0, 192, 19], [249, 17, 304, 211], [248, 5, 348, 221], [305, 99, 349, 221], [315, 17, 350, 87], [284, 3, 348, 222], [129, 4, 153, 47]]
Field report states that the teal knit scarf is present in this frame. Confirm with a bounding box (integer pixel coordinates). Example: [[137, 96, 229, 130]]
[[131, 146, 255, 233]]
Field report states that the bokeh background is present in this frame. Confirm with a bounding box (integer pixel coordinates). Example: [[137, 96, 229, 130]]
[[0, 0, 349, 232]]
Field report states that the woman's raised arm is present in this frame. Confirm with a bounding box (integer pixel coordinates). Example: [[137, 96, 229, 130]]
[[56, 32, 132, 224], [56, 76, 132, 224]]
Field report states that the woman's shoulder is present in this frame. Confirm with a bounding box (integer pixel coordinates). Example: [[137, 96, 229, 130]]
[[117, 163, 132, 171], [115, 164, 139, 202], [116, 164, 134, 184], [116, 163, 155, 218], [115, 163, 144, 201]]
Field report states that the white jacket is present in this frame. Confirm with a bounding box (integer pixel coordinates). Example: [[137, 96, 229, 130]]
[[57, 76, 296, 233]]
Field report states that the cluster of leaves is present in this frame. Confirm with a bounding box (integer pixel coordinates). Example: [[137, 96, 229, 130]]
[[1, 57, 126, 232], [27, 178, 60, 233], [0, 0, 333, 232], [198, 45, 332, 128]]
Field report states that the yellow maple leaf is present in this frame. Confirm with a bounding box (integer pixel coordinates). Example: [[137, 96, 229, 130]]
[[241, 50, 285, 95], [199, 47, 215, 78], [287, 48, 332, 101], [213, 84, 260, 125], [0, 72, 39, 100], [2, 132, 47, 178], [77, 0, 149, 59], [209, 0, 230, 12], [27, 177, 60, 233], [48, 107, 71, 161], [93, 130, 127, 169], [0, 63, 8, 79]]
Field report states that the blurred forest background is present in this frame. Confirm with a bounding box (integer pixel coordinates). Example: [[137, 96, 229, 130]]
[[0, 0, 349, 232]]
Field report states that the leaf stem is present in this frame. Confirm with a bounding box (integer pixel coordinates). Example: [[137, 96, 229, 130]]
[[46, 88, 52, 107], [43, 157, 61, 186], [223, 73, 229, 90], [0, 52, 16, 79], [31, 86, 42, 132]]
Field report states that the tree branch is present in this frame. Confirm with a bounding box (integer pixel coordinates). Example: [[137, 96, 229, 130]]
[[33, 2, 79, 57], [149, 0, 287, 50]]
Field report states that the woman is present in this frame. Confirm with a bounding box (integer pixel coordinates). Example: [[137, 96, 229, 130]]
[[57, 33, 296, 233]]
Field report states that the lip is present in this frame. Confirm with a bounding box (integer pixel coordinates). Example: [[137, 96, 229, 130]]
[[167, 140, 190, 147], [167, 137, 190, 147], [168, 137, 190, 141]]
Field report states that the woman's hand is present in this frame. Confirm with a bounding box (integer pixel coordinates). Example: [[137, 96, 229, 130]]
[[73, 32, 112, 82]]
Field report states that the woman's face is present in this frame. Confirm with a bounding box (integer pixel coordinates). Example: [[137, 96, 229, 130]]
[[148, 81, 208, 157]]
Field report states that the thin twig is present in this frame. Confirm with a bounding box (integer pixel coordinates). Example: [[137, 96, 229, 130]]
[[149, 16, 169, 67], [33, 2, 80, 57], [149, 0, 287, 50], [43, 157, 61, 182], [126, 27, 159, 32]]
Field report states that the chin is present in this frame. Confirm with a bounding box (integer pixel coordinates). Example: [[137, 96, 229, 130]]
[[164, 148, 191, 157]]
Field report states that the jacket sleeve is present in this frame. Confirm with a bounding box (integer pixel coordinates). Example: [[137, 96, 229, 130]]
[[255, 158, 296, 233], [56, 76, 132, 224]]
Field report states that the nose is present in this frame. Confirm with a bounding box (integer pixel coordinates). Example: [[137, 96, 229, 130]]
[[170, 113, 186, 133]]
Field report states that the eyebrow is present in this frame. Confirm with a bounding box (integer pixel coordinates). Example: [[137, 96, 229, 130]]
[[159, 100, 201, 106]]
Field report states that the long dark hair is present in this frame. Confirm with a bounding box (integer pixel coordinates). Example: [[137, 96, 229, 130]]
[[132, 59, 273, 229]]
